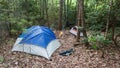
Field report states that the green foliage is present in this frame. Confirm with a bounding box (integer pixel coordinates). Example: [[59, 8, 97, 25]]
[[89, 24, 103, 31], [78, 26, 83, 31], [102, 39, 112, 45], [85, 0, 109, 31], [115, 27, 120, 34], [0, 0, 120, 36], [106, 33, 112, 40], [91, 44, 98, 50], [88, 32, 112, 50], [82, 37, 88, 44], [0, 56, 4, 63], [88, 35, 99, 50], [10, 18, 32, 35]]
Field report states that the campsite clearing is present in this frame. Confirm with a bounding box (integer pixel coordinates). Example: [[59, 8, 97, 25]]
[[0, 30, 120, 68]]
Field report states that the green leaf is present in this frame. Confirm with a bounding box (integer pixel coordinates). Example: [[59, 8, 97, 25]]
[[91, 44, 98, 50], [0, 56, 4, 63], [11, 29, 17, 33], [78, 26, 83, 31]]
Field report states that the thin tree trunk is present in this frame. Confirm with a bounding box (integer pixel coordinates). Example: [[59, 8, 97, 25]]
[[69, 0, 72, 6], [63, 0, 66, 24], [58, 0, 63, 30], [76, 0, 81, 42], [5, 3, 11, 36], [45, 0, 49, 27], [111, 0, 114, 41], [112, 20, 115, 41], [76, 0, 79, 25], [80, 0, 89, 46], [105, 0, 112, 39], [41, 0, 45, 19], [66, 0, 69, 21], [114, 34, 120, 46], [40, 0, 42, 17]]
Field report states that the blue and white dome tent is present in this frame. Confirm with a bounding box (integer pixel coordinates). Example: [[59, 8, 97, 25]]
[[12, 26, 61, 59]]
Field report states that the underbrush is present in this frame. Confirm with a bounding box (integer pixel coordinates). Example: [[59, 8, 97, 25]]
[[86, 31, 112, 50]]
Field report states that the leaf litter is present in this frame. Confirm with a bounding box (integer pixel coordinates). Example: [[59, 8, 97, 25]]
[[0, 30, 120, 68]]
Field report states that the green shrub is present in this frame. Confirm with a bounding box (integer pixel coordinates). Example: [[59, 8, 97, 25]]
[[10, 18, 32, 35], [88, 32, 112, 50], [0, 56, 4, 63], [91, 44, 99, 50]]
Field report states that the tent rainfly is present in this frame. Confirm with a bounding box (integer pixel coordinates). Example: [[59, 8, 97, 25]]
[[12, 26, 61, 59]]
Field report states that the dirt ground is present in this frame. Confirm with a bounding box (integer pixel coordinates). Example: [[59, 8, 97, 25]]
[[0, 31, 120, 68]]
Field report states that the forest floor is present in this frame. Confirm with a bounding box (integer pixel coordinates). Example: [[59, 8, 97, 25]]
[[0, 30, 120, 68]]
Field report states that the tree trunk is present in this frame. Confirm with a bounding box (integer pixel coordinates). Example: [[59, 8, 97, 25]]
[[79, 0, 89, 46], [76, 0, 81, 42], [66, 0, 69, 21], [45, 0, 49, 27], [110, 0, 114, 41], [112, 18, 115, 41], [63, 0, 66, 25], [58, 0, 63, 30], [40, 0, 45, 20], [114, 34, 120, 46], [105, 0, 113, 39]]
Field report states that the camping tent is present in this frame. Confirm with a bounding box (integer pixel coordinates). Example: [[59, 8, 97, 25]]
[[69, 26, 83, 36], [12, 26, 61, 59]]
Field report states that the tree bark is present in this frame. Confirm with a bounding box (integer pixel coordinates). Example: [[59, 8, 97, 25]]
[[105, 0, 113, 39], [45, 0, 49, 27], [76, 0, 81, 42], [58, 0, 63, 30], [78, 0, 89, 46], [110, 0, 114, 41], [114, 34, 120, 46]]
